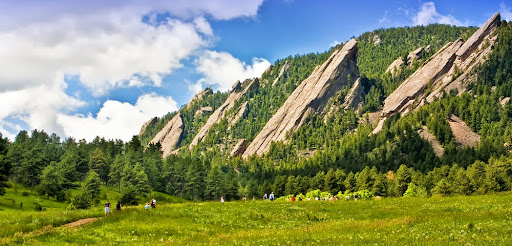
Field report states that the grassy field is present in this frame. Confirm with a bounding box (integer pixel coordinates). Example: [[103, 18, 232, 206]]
[[1, 192, 511, 245]]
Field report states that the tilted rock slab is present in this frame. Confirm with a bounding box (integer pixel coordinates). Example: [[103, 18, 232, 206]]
[[343, 78, 365, 111], [243, 39, 359, 158], [273, 60, 290, 86], [230, 139, 248, 157], [189, 79, 259, 149], [139, 117, 157, 137], [373, 13, 500, 134], [150, 113, 183, 158]]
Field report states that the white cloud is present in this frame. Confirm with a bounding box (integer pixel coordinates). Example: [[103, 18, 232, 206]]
[[330, 40, 341, 47], [57, 93, 178, 142], [195, 51, 271, 91], [0, 0, 264, 140], [501, 2, 512, 21], [413, 2, 465, 26], [379, 10, 390, 23]]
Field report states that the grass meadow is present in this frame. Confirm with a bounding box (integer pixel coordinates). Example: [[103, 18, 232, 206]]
[[1, 191, 511, 245]]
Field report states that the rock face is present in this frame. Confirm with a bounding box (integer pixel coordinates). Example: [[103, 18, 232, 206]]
[[273, 60, 290, 86], [189, 79, 259, 149], [186, 87, 213, 108], [243, 39, 359, 158], [230, 139, 248, 157], [417, 126, 444, 157], [139, 117, 157, 136], [385, 46, 426, 75], [374, 13, 500, 134], [373, 34, 381, 46], [195, 106, 213, 118], [150, 113, 183, 158], [343, 78, 365, 110], [229, 101, 249, 128]]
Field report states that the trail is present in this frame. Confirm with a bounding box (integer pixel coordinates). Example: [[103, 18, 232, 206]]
[[61, 217, 101, 228]]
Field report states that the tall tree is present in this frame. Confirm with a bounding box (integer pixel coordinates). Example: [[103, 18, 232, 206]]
[[89, 148, 109, 184], [37, 162, 64, 200]]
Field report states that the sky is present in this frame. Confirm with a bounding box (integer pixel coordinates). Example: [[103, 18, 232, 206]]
[[0, 0, 511, 142]]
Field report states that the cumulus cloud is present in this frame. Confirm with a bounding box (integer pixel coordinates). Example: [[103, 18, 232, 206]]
[[330, 40, 341, 47], [413, 2, 465, 26], [501, 2, 512, 21], [195, 51, 271, 91], [0, 0, 265, 140], [57, 93, 178, 142]]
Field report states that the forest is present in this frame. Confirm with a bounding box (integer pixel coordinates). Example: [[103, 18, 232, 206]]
[[1, 21, 512, 206]]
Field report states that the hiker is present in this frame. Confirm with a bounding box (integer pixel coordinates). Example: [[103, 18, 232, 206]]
[[269, 192, 275, 201], [20, 202, 23, 209], [298, 196, 302, 202], [346, 195, 350, 201], [252, 196, 255, 201], [291, 196, 295, 202], [354, 193, 358, 201], [221, 196, 225, 203], [116, 201, 122, 210], [242, 196, 247, 201], [263, 193, 267, 200], [104, 201, 111, 216], [145, 203, 150, 210], [150, 198, 156, 208]]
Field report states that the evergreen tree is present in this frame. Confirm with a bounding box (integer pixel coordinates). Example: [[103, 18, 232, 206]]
[[344, 172, 356, 192], [37, 162, 64, 200], [395, 165, 412, 196], [284, 175, 296, 195], [185, 161, 205, 200], [82, 170, 101, 202], [109, 154, 124, 192], [89, 148, 109, 184], [0, 133, 9, 196], [204, 165, 224, 200]]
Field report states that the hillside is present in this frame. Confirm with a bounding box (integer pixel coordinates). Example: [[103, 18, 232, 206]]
[[1, 13, 512, 204]]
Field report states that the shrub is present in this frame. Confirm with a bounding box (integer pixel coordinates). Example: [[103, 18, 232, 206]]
[[121, 186, 138, 206], [21, 191, 30, 196], [356, 189, 374, 200], [34, 203, 44, 211], [306, 189, 321, 199], [403, 183, 428, 198], [66, 203, 77, 211], [72, 191, 92, 210]]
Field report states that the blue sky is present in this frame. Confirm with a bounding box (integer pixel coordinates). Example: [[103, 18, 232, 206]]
[[0, 0, 510, 141]]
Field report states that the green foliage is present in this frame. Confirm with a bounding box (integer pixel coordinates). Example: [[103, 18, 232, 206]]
[[403, 183, 428, 197]]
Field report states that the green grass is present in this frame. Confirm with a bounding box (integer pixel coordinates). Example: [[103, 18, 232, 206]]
[[2, 192, 511, 245]]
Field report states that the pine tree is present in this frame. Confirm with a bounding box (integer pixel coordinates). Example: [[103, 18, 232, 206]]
[[37, 162, 63, 200], [204, 165, 224, 200], [89, 148, 108, 184], [83, 170, 101, 202], [344, 172, 356, 192], [109, 154, 125, 192]]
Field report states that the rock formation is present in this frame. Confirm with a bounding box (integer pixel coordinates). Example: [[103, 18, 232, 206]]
[[448, 115, 481, 147], [139, 117, 157, 136], [373, 13, 500, 134], [273, 60, 290, 86], [195, 106, 213, 118], [186, 87, 212, 109], [373, 34, 381, 46], [229, 101, 249, 128], [243, 39, 359, 158], [385, 46, 426, 75], [189, 78, 259, 149], [417, 126, 444, 157], [230, 139, 248, 157], [343, 78, 365, 111], [150, 113, 183, 158]]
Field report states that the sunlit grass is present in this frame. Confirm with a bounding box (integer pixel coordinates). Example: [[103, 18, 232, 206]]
[[2, 192, 510, 245]]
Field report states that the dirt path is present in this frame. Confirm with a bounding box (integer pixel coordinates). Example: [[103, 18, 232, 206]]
[[62, 217, 101, 228]]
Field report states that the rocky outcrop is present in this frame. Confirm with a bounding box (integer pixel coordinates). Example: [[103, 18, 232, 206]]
[[229, 101, 249, 127], [189, 78, 259, 149], [139, 117, 157, 136], [418, 126, 444, 157], [230, 139, 248, 157], [374, 13, 500, 134], [448, 115, 480, 147], [501, 97, 510, 107], [186, 87, 212, 109], [195, 106, 213, 118], [385, 46, 426, 75], [373, 34, 381, 46], [273, 60, 290, 86], [343, 78, 365, 111], [150, 113, 183, 158], [243, 39, 359, 158]]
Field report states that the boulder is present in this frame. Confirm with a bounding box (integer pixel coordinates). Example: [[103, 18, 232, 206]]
[[150, 113, 183, 158], [243, 39, 359, 158]]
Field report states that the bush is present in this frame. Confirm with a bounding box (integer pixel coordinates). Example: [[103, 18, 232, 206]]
[[66, 203, 77, 211], [121, 186, 138, 206], [34, 203, 44, 211], [72, 191, 92, 210], [356, 189, 374, 200], [21, 191, 30, 197], [403, 183, 428, 198], [306, 189, 321, 199]]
